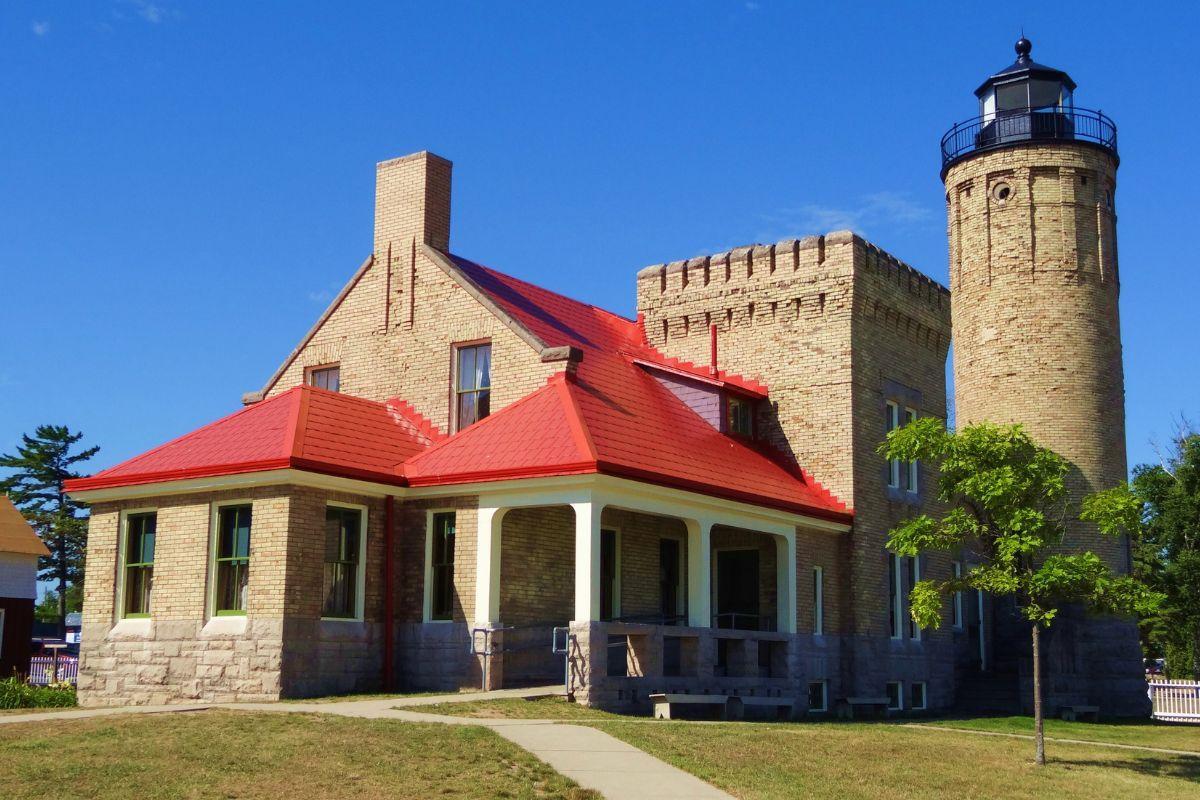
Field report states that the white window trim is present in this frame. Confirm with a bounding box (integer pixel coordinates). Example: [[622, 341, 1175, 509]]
[[423, 509, 457, 623], [889, 553, 903, 640], [321, 501, 368, 622], [601, 526, 622, 621], [887, 680, 904, 711], [952, 561, 964, 629], [905, 407, 919, 494], [911, 681, 928, 711], [812, 565, 824, 636], [116, 506, 157, 621], [885, 401, 901, 488], [208, 499, 254, 619], [662, 535, 686, 618], [808, 680, 828, 713]]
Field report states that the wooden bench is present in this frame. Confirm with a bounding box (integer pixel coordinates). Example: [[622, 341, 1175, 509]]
[[836, 696, 891, 720], [650, 693, 736, 720], [1060, 705, 1100, 722]]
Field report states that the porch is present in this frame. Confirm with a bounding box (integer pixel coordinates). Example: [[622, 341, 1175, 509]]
[[461, 478, 846, 708]]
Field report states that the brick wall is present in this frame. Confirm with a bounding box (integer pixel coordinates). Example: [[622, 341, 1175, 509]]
[[946, 143, 1128, 571]]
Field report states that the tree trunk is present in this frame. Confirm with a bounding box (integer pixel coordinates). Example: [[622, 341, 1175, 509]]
[[1032, 623, 1045, 766]]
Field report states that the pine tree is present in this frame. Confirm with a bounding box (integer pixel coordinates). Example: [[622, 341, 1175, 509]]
[[0, 425, 98, 636]]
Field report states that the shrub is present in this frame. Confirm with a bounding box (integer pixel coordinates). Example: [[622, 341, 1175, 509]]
[[0, 677, 77, 710]]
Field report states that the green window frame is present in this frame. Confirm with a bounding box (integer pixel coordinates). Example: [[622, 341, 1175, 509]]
[[454, 343, 491, 430], [123, 512, 156, 618], [322, 505, 363, 619], [214, 504, 252, 616], [430, 512, 456, 621]]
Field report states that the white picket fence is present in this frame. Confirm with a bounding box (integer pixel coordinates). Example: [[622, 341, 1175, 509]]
[[27, 656, 79, 686], [1147, 679, 1200, 723]]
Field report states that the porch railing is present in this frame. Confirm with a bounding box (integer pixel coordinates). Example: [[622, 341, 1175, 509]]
[[1147, 678, 1200, 723]]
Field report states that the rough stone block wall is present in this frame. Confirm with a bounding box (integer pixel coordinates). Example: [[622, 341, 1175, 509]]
[[77, 488, 293, 706]]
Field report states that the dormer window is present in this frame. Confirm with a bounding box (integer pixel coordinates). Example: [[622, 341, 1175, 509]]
[[454, 342, 491, 430], [727, 396, 753, 437], [307, 365, 340, 392]]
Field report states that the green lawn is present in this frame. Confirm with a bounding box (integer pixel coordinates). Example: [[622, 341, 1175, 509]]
[[0, 710, 597, 800], [420, 697, 1200, 799], [922, 715, 1200, 753]]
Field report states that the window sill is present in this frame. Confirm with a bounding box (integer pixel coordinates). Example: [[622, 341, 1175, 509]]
[[423, 618, 455, 624], [108, 617, 153, 640], [201, 615, 248, 638]]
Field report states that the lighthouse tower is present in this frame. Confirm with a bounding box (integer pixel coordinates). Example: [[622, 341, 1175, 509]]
[[941, 38, 1148, 715]]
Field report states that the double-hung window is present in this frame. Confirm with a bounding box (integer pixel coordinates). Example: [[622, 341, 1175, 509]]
[[813, 565, 824, 636], [323, 505, 365, 619], [905, 407, 919, 493], [454, 343, 491, 430], [428, 512, 456, 621], [906, 556, 921, 640], [727, 396, 753, 436], [952, 561, 964, 629], [885, 401, 901, 488], [123, 512, 156, 617], [214, 505, 252, 615], [888, 553, 903, 639]]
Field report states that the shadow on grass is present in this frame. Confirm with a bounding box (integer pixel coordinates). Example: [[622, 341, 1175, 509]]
[[1054, 754, 1200, 782]]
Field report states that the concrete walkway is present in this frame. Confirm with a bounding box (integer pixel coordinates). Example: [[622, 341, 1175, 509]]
[[0, 687, 733, 800]]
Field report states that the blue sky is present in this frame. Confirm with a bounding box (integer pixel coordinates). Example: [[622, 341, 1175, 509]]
[[2, 1, 1197, 491]]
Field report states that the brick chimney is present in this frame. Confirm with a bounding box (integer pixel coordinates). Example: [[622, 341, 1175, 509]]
[[374, 151, 452, 258]]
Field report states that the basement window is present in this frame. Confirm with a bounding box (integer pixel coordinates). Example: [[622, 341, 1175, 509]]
[[886, 681, 904, 711], [307, 365, 340, 392], [910, 682, 928, 711], [808, 680, 828, 713]]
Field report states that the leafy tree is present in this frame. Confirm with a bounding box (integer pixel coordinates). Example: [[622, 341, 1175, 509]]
[[880, 420, 1160, 766], [1129, 430, 1200, 679], [0, 426, 98, 636]]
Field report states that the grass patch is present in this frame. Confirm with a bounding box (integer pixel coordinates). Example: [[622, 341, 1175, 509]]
[[595, 719, 1200, 799], [0, 710, 598, 799], [414, 698, 1200, 799], [284, 688, 481, 704], [921, 715, 1200, 753], [419, 696, 631, 720]]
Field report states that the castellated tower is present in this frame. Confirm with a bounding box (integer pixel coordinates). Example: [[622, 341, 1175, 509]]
[[942, 38, 1147, 714]]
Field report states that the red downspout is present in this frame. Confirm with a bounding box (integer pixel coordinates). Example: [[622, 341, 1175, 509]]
[[383, 495, 395, 691], [709, 324, 718, 375]]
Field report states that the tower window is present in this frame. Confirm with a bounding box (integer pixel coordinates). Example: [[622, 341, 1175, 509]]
[[991, 182, 1012, 204]]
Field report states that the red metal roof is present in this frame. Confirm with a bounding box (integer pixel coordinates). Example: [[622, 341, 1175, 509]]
[[65, 386, 441, 492], [67, 254, 848, 521]]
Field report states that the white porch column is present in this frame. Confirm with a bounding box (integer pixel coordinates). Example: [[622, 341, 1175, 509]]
[[571, 500, 602, 622], [685, 518, 713, 627], [776, 533, 797, 634], [474, 507, 506, 625]]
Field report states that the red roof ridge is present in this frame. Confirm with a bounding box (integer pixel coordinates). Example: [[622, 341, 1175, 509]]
[[557, 375, 598, 462], [450, 252, 638, 327]]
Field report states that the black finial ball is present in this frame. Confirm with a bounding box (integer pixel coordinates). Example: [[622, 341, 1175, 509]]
[[1015, 36, 1032, 59]]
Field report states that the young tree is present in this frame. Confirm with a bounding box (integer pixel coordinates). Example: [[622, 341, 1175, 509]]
[[880, 420, 1159, 766], [0, 426, 98, 636], [1129, 429, 1200, 679]]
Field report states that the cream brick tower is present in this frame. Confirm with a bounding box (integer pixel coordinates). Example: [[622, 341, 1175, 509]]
[[942, 38, 1148, 714]]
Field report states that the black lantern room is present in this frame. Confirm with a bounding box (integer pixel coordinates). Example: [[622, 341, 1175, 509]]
[[940, 37, 1117, 177]]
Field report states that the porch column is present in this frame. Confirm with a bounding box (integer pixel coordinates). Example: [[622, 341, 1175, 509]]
[[571, 500, 602, 622], [685, 518, 713, 627], [776, 533, 798, 634], [474, 506, 506, 625]]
